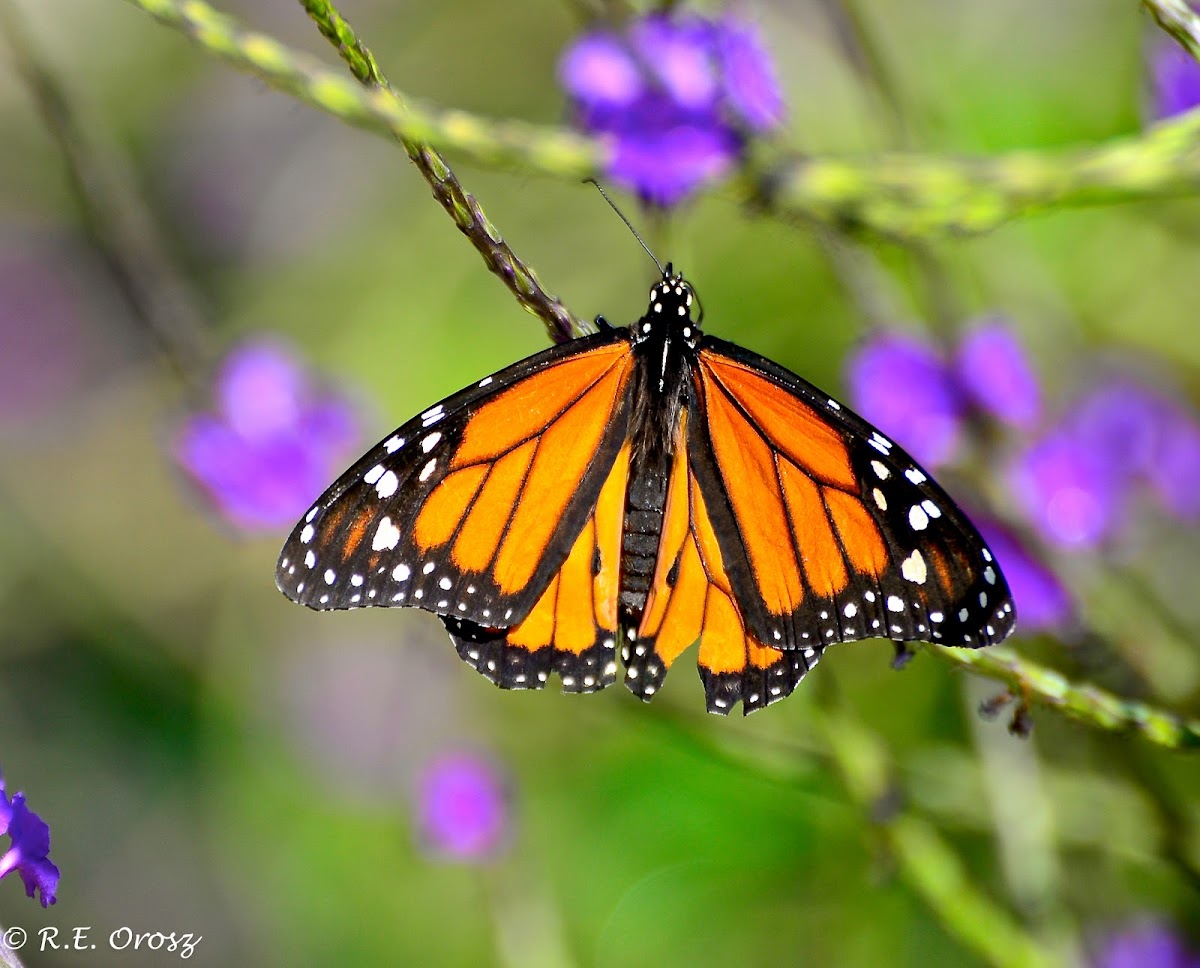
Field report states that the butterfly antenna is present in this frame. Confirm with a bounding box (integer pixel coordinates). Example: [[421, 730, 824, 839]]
[[585, 179, 665, 277]]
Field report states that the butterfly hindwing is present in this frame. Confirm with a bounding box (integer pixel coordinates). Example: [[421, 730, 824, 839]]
[[688, 337, 1015, 654], [275, 330, 635, 632], [624, 413, 816, 715], [442, 442, 631, 693]]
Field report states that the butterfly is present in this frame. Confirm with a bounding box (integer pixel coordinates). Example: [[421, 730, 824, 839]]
[[276, 265, 1015, 715]]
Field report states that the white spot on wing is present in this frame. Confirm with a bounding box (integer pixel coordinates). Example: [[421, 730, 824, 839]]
[[905, 467, 927, 485], [909, 505, 930, 531], [364, 464, 385, 485], [901, 549, 927, 585], [873, 488, 887, 510], [393, 564, 410, 581], [887, 595, 904, 612], [421, 432, 442, 453], [384, 435, 404, 453], [300, 524, 315, 544], [372, 516, 401, 551], [375, 470, 399, 498], [419, 459, 437, 482]]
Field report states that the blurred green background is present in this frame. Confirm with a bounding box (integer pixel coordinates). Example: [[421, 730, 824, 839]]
[[1, 0, 1198, 965]]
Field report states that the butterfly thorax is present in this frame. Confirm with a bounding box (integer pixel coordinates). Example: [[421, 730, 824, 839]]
[[619, 270, 702, 625]]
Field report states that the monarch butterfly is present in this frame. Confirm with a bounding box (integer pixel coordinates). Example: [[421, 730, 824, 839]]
[[276, 266, 1015, 715]]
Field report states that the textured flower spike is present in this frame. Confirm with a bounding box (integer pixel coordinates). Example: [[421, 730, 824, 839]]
[[559, 10, 784, 205], [176, 339, 359, 530], [0, 772, 59, 907], [845, 332, 966, 469], [415, 752, 508, 862]]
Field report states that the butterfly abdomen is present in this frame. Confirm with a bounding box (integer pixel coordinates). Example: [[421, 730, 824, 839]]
[[617, 320, 695, 621], [619, 468, 668, 615]]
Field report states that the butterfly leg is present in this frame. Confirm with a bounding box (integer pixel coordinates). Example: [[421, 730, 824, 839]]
[[890, 640, 916, 670]]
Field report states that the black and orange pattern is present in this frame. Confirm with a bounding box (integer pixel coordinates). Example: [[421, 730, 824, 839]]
[[277, 266, 1015, 715]]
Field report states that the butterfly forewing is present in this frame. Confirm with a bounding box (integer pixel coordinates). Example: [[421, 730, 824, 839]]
[[688, 337, 1015, 655], [276, 330, 635, 630]]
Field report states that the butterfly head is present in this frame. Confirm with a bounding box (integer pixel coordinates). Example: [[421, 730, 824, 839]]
[[638, 263, 702, 347]]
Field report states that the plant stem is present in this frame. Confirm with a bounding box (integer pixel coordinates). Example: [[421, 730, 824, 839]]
[[296, 0, 590, 343]]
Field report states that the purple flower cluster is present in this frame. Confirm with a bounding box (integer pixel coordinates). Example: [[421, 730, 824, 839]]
[[415, 752, 508, 862], [1095, 921, 1200, 968], [846, 319, 1041, 470], [559, 11, 784, 205], [176, 340, 358, 531], [0, 770, 58, 907], [845, 316, 1200, 632], [1010, 381, 1200, 549], [845, 320, 1065, 630]]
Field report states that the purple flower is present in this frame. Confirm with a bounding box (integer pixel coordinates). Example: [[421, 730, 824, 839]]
[[0, 771, 58, 907], [1009, 431, 1124, 549], [559, 11, 784, 205], [1095, 921, 1200, 968], [1151, 37, 1200, 120], [715, 14, 785, 131], [176, 339, 358, 530], [975, 519, 1071, 631], [956, 319, 1041, 429], [1149, 407, 1200, 521], [1070, 383, 1168, 481], [416, 752, 508, 861], [845, 333, 966, 468], [1008, 434, 1128, 551]]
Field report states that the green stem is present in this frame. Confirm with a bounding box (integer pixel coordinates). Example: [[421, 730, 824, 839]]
[[295, 0, 587, 343], [753, 110, 1200, 239], [931, 645, 1200, 750], [125, 0, 591, 342], [819, 708, 1061, 968], [126, 0, 1200, 242], [1143, 0, 1200, 60]]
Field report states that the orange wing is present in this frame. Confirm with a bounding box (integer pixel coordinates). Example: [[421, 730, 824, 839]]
[[624, 413, 817, 714], [687, 338, 1015, 655], [444, 443, 630, 693], [276, 332, 635, 640]]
